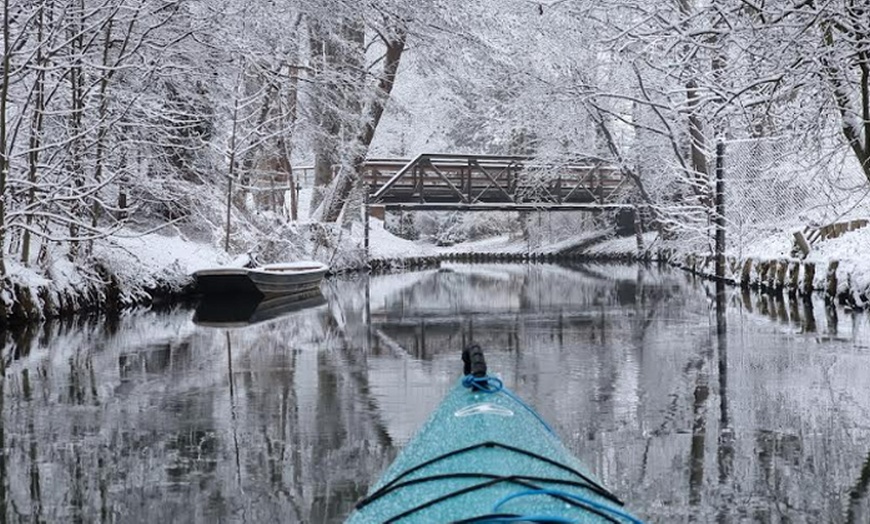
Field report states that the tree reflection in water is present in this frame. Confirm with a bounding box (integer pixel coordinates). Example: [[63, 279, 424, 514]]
[[0, 263, 868, 522]]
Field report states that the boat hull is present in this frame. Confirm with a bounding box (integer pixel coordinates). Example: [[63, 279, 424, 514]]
[[246, 263, 328, 296], [347, 377, 638, 523], [193, 268, 261, 295], [193, 262, 328, 297]]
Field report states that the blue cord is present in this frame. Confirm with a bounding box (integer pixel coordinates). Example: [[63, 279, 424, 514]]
[[462, 374, 556, 436], [493, 489, 645, 524], [472, 516, 576, 523]]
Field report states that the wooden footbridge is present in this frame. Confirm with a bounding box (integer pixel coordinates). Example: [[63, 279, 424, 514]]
[[362, 153, 630, 212]]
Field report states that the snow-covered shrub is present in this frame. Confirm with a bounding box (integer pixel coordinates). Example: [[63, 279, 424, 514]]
[[419, 211, 520, 246], [386, 212, 419, 241]]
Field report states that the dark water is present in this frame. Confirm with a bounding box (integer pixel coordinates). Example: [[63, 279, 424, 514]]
[[2, 263, 870, 523]]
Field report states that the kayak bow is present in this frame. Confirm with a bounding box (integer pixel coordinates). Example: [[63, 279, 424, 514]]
[[347, 345, 644, 523]]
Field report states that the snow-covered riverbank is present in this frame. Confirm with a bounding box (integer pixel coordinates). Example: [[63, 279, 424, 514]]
[[352, 218, 870, 309], [674, 226, 870, 308], [368, 218, 870, 308], [1, 230, 232, 328], [2, 218, 868, 330]]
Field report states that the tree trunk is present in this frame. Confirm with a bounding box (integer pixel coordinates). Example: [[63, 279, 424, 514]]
[[22, 3, 47, 266], [90, 18, 115, 255], [0, 0, 12, 275], [225, 83, 242, 252], [307, 22, 342, 214], [820, 16, 870, 184], [686, 79, 710, 183], [67, 0, 87, 261], [280, 16, 302, 220], [321, 27, 407, 223]]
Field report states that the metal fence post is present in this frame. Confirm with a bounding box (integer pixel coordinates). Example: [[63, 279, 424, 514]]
[[715, 141, 726, 281]]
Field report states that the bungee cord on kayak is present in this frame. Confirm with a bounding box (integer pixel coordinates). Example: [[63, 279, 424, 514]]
[[494, 489, 646, 524], [454, 515, 578, 523], [382, 476, 627, 524], [355, 441, 623, 509]]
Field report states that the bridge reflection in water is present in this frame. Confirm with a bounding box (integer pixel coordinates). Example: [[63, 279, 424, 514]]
[[0, 263, 869, 523]]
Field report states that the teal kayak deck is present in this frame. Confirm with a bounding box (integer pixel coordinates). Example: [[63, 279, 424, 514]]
[[347, 375, 642, 523]]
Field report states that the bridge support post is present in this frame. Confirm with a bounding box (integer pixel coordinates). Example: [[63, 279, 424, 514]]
[[634, 205, 644, 253], [364, 184, 371, 266]]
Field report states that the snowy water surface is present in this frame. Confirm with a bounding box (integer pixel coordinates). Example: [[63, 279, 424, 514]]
[[1, 263, 870, 523]]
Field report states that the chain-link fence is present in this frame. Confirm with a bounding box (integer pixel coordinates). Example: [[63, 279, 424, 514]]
[[723, 136, 870, 258]]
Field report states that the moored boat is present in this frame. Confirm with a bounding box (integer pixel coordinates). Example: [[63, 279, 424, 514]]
[[346, 345, 644, 523], [246, 261, 329, 296], [193, 260, 328, 297]]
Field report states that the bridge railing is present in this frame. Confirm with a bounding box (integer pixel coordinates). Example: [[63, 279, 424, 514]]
[[364, 154, 625, 207]]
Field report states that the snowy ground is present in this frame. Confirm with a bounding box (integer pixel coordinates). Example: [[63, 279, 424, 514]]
[[92, 229, 236, 300], [584, 232, 659, 258], [805, 226, 870, 301], [4, 228, 232, 311], [369, 221, 622, 259]]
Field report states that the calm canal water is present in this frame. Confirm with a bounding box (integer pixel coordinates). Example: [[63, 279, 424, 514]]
[[1, 263, 869, 523]]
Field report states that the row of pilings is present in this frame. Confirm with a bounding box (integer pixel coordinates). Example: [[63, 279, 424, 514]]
[[358, 249, 867, 309], [678, 254, 867, 309]]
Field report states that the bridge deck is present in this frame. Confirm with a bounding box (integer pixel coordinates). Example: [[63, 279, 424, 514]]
[[363, 154, 626, 209]]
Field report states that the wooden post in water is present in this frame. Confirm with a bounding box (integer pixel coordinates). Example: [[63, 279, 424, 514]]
[[714, 140, 726, 281]]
